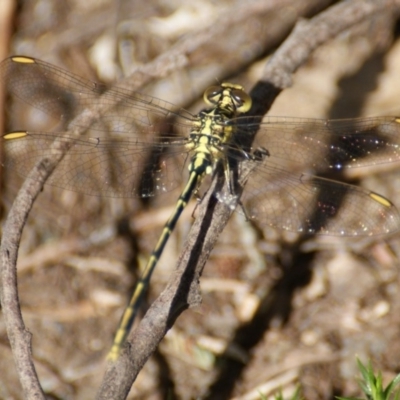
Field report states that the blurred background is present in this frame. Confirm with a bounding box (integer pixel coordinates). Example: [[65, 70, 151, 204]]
[[1, 1, 400, 399]]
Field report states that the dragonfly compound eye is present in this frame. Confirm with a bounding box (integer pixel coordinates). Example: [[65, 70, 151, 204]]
[[203, 85, 223, 105], [231, 88, 252, 113]]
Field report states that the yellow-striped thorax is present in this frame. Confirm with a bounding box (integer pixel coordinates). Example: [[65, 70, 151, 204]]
[[186, 83, 252, 178]]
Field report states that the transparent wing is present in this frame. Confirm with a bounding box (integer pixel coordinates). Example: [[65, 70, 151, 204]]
[[241, 163, 399, 236], [0, 56, 195, 128], [3, 132, 190, 198], [234, 116, 400, 170], [3, 56, 400, 234], [0, 56, 196, 197], [231, 116, 400, 236]]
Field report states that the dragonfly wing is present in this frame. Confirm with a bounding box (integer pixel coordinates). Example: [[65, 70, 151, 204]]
[[226, 116, 400, 236], [233, 116, 400, 172], [1, 56, 194, 198], [240, 160, 400, 236], [0, 56, 194, 126], [3, 132, 189, 198]]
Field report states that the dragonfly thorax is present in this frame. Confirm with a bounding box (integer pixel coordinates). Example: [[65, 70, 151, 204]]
[[185, 83, 253, 182]]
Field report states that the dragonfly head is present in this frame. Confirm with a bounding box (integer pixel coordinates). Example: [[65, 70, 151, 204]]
[[203, 83, 252, 114]]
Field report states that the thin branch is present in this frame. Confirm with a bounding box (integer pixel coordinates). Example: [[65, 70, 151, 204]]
[[115, 0, 328, 88], [0, 159, 63, 400]]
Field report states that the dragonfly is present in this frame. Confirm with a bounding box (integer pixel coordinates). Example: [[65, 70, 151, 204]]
[[1, 56, 400, 360]]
